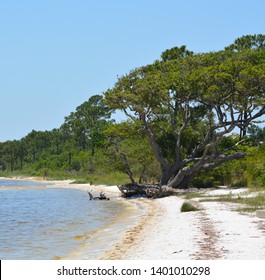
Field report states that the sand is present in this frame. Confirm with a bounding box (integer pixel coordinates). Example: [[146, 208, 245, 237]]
[[100, 188, 265, 260], [2, 177, 265, 259]]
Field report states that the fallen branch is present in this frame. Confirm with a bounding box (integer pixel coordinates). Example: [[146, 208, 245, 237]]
[[87, 191, 110, 200]]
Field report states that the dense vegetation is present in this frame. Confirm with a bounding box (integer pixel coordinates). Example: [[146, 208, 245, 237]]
[[1, 34, 265, 188]]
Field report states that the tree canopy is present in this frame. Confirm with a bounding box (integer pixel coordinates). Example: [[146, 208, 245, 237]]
[[104, 34, 265, 188]]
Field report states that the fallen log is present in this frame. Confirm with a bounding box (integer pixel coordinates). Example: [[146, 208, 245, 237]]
[[118, 183, 176, 199], [117, 183, 148, 198]]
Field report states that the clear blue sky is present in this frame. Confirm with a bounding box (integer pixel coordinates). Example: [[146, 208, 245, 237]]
[[0, 0, 264, 142]]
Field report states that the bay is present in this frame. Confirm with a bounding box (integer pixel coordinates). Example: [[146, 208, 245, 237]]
[[0, 178, 136, 260]]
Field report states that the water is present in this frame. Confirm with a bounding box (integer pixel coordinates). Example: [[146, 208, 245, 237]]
[[0, 178, 140, 260]]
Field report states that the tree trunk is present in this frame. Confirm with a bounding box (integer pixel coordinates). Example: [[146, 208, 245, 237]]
[[167, 166, 192, 188], [177, 174, 194, 189], [118, 183, 176, 198], [160, 165, 172, 186], [159, 163, 182, 186], [167, 152, 246, 188]]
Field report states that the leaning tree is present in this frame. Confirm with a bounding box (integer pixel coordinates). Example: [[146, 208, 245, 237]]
[[104, 35, 265, 189]]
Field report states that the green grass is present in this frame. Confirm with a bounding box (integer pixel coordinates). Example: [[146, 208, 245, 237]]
[[235, 207, 260, 212], [200, 193, 238, 203], [201, 193, 265, 206], [241, 193, 265, 208], [199, 191, 265, 212], [80, 172, 130, 186], [183, 192, 205, 200], [180, 201, 199, 212]]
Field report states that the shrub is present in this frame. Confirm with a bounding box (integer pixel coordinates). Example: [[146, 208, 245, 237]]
[[181, 201, 199, 212]]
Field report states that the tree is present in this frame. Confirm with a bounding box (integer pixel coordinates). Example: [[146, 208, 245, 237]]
[[104, 35, 265, 188], [161, 45, 193, 62], [243, 143, 265, 188], [22, 130, 51, 162], [64, 95, 113, 155], [104, 121, 158, 184], [247, 124, 265, 145], [225, 34, 265, 137], [225, 34, 265, 51], [0, 141, 15, 171]]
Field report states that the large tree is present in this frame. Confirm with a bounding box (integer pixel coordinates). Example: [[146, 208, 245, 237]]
[[104, 35, 265, 188]]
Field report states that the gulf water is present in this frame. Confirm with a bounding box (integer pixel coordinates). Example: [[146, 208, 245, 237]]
[[0, 178, 140, 260]]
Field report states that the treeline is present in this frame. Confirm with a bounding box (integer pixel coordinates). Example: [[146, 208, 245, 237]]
[[0, 95, 158, 184], [1, 34, 265, 188], [0, 95, 120, 178]]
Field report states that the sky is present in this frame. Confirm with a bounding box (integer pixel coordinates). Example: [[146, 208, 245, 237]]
[[0, 0, 264, 142]]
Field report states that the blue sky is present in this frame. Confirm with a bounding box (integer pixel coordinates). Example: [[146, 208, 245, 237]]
[[0, 0, 264, 141]]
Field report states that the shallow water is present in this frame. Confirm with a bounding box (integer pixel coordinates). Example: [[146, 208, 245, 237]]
[[0, 179, 140, 260]]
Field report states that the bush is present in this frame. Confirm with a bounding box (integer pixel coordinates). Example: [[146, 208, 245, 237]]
[[181, 201, 199, 212]]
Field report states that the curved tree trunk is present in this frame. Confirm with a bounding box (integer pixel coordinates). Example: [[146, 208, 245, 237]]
[[167, 152, 246, 188]]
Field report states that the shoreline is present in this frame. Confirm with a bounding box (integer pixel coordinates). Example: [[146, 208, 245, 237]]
[[112, 190, 265, 260], [2, 176, 265, 259], [44, 180, 158, 260], [1, 176, 154, 259], [98, 187, 265, 260]]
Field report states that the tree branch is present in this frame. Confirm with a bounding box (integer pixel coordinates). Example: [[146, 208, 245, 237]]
[[110, 139, 136, 184]]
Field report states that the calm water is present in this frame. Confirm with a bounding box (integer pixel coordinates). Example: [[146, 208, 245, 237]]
[[0, 179, 138, 260]]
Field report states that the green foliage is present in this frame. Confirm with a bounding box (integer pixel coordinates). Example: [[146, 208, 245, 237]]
[[180, 201, 199, 212], [247, 124, 265, 145], [225, 34, 265, 51], [189, 142, 259, 189], [104, 34, 265, 188], [161, 45, 194, 61], [243, 143, 265, 188], [69, 172, 129, 186], [104, 121, 160, 183], [63, 95, 113, 153]]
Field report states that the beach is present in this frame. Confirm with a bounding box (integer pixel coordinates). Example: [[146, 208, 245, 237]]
[[2, 177, 265, 260], [54, 180, 265, 260], [100, 187, 265, 260]]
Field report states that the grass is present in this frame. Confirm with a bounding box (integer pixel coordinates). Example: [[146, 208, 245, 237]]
[[199, 191, 265, 212], [180, 201, 199, 212], [183, 192, 205, 200], [179, 186, 265, 213], [234, 207, 260, 212], [240, 193, 265, 208], [200, 193, 265, 206], [80, 172, 129, 186]]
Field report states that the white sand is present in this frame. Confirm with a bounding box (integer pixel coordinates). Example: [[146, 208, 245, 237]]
[[105, 189, 265, 260], [119, 196, 202, 259], [201, 201, 265, 259]]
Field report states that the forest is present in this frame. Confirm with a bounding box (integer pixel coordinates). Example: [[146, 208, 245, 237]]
[[1, 34, 265, 189]]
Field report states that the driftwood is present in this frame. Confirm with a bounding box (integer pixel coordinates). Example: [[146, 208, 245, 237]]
[[118, 183, 176, 199], [87, 191, 110, 200]]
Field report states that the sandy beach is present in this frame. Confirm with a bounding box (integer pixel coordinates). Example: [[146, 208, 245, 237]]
[[2, 177, 265, 260], [56, 179, 265, 260], [100, 187, 265, 260]]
